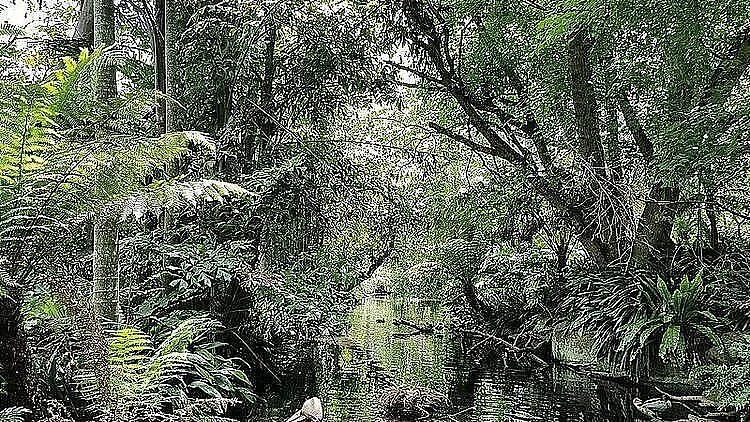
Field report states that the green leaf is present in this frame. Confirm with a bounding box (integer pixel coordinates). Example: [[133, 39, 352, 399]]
[[189, 380, 221, 398], [659, 324, 684, 362], [656, 277, 670, 303], [693, 324, 722, 348]]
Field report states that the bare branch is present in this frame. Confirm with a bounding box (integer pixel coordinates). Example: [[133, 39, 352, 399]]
[[428, 122, 499, 156]]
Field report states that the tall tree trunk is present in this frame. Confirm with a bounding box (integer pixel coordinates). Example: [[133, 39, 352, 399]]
[[93, 0, 116, 99], [567, 28, 624, 266], [618, 93, 679, 270], [92, 0, 119, 323], [567, 28, 606, 177], [74, 0, 95, 48], [165, 0, 180, 133], [246, 22, 277, 172], [154, 0, 167, 133]]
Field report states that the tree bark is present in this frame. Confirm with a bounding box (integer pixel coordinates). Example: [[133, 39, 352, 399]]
[[93, 0, 116, 100], [165, 0, 180, 133], [92, 0, 119, 323], [618, 92, 679, 269], [246, 22, 277, 172], [567, 29, 607, 178], [93, 217, 119, 322], [631, 184, 680, 272], [74, 0, 95, 48]]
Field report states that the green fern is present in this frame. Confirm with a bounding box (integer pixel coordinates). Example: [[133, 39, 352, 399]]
[[0, 407, 31, 422], [442, 238, 483, 282], [75, 316, 254, 421]]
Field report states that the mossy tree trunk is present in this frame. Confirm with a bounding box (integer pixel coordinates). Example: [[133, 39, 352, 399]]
[[92, 0, 119, 324]]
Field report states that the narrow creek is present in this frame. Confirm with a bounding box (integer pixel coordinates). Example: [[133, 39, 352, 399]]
[[255, 296, 645, 421]]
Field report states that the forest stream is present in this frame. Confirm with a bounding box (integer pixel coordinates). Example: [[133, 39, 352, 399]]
[[254, 297, 647, 422]]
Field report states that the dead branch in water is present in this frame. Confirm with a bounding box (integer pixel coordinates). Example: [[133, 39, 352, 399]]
[[391, 319, 441, 338], [460, 329, 548, 367]]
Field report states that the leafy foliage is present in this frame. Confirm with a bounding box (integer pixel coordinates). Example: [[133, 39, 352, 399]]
[[95, 316, 253, 421], [691, 334, 750, 410], [561, 273, 722, 376], [2, 0, 750, 419], [0, 407, 31, 422]]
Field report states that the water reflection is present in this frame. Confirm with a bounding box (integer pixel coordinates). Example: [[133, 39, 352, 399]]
[[254, 297, 642, 422]]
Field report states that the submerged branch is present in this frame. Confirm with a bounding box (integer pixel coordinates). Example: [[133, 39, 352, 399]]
[[460, 329, 548, 367]]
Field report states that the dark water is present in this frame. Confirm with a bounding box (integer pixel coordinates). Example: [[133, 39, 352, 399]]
[[254, 297, 644, 421]]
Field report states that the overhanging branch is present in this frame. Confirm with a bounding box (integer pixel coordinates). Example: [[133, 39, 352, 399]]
[[428, 122, 500, 156]]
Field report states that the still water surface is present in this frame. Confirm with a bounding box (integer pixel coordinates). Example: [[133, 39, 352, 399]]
[[255, 297, 643, 421]]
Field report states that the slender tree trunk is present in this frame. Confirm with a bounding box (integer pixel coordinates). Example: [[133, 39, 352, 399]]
[[248, 23, 277, 171], [74, 0, 95, 47], [165, 0, 180, 133], [154, 0, 167, 133], [92, 0, 119, 323], [156, 0, 178, 287], [93, 0, 116, 99], [92, 217, 119, 322]]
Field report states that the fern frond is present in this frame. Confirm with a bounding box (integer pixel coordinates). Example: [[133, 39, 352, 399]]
[[118, 179, 249, 222], [74, 315, 253, 420], [0, 407, 31, 422]]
